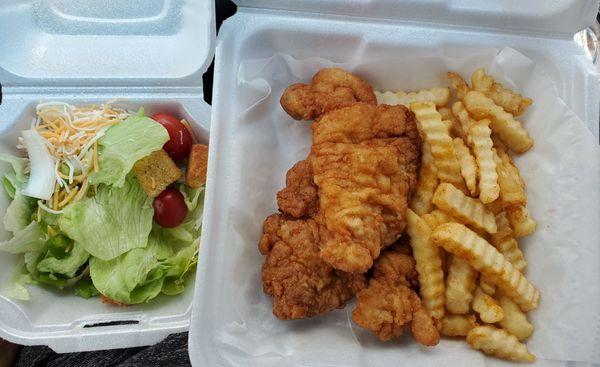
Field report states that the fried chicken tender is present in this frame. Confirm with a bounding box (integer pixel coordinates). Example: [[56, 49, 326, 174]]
[[260, 70, 423, 324], [372, 248, 418, 289], [259, 214, 366, 320], [352, 250, 440, 346], [310, 104, 421, 273], [276, 160, 318, 218], [280, 68, 377, 120]]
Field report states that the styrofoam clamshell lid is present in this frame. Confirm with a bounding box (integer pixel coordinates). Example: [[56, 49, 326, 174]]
[[235, 0, 598, 36], [0, 0, 215, 87], [0, 0, 215, 353]]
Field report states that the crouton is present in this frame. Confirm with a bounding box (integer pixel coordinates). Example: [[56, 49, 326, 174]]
[[133, 149, 182, 197], [100, 295, 128, 307], [186, 144, 208, 188]]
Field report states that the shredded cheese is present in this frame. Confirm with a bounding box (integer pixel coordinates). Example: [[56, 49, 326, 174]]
[[27, 101, 132, 211]]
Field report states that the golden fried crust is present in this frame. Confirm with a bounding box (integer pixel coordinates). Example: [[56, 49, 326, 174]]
[[352, 248, 439, 345], [312, 104, 420, 146], [280, 68, 376, 121], [352, 280, 417, 340], [309, 105, 421, 273], [276, 160, 318, 218], [259, 214, 366, 320], [411, 306, 441, 346], [372, 251, 416, 288], [352, 279, 439, 346]]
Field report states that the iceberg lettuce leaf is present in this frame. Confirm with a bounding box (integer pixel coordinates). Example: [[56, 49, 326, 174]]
[[89, 231, 173, 304], [0, 221, 47, 254], [4, 193, 36, 234], [0, 153, 27, 199], [89, 113, 169, 187], [5, 257, 36, 301], [59, 175, 153, 261], [37, 242, 89, 278]]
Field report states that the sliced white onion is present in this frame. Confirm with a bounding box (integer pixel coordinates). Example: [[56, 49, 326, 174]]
[[21, 130, 55, 200], [37, 200, 63, 215]]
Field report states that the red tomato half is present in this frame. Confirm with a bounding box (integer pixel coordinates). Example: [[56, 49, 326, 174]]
[[153, 188, 188, 228], [151, 113, 193, 161]]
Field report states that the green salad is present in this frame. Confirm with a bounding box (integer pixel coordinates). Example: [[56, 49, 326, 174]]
[[0, 102, 205, 305]]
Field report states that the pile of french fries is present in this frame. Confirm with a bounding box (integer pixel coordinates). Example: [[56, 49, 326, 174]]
[[376, 68, 538, 363]]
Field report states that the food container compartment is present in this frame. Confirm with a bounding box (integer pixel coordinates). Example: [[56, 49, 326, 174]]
[[0, 0, 215, 353], [189, 1, 600, 366]]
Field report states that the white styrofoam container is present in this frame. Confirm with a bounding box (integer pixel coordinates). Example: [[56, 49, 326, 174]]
[[189, 1, 600, 366], [0, 0, 215, 353]]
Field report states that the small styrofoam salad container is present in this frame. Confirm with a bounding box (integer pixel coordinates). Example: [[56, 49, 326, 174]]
[[0, 0, 215, 353], [189, 1, 600, 366]]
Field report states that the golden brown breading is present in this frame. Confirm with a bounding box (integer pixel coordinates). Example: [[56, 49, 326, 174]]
[[309, 104, 421, 273], [276, 160, 318, 218], [259, 71, 423, 324], [259, 214, 366, 320], [312, 103, 418, 149], [372, 249, 417, 289], [353, 280, 416, 341], [353, 280, 438, 346], [352, 250, 439, 346], [411, 306, 441, 346], [280, 68, 376, 121]]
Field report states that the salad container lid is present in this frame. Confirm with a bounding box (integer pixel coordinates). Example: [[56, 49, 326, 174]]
[[0, 0, 215, 89]]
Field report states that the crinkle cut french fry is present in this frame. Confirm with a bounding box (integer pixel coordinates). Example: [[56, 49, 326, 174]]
[[495, 148, 527, 207], [410, 101, 466, 192], [495, 238, 527, 272], [498, 295, 534, 341], [472, 286, 504, 323], [479, 274, 497, 295], [471, 68, 532, 116], [463, 91, 533, 154], [491, 212, 527, 272], [467, 325, 536, 363], [442, 120, 452, 133], [397, 87, 450, 107], [439, 107, 466, 140], [468, 119, 499, 204], [506, 205, 536, 238], [421, 209, 454, 229], [485, 199, 504, 215], [452, 138, 478, 196], [438, 107, 453, 121], [444, 255, 477, 314], [494, 211, 513, 240], [375, 88, 450, 107], [410, 142, 439, 215], [406, 209, 445, 322], [452, 101, 476, 138], [432, 183, 497, 234], [448, 72, 471, 100], [491, 133, 508, 151], [431, 223, 540, 311], [441, 314, 477, 337], [374, 91, 402, 105]]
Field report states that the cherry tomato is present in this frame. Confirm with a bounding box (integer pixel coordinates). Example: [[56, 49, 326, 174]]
[[153, 188, 188, 228], [151, 113, 193, 161]]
